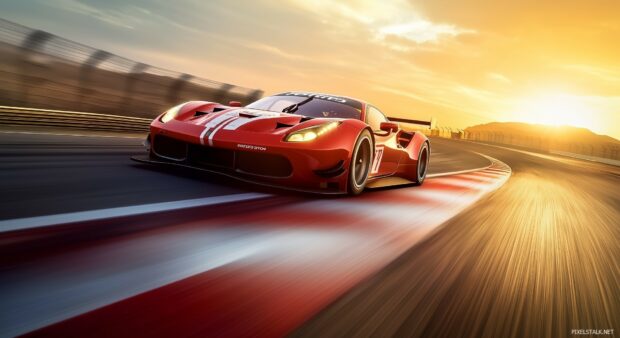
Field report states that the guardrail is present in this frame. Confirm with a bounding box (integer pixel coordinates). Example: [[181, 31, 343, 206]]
[[0, 18, 263, 118], [0, 106, 150, 133]]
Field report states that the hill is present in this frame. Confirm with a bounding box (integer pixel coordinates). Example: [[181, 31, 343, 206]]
[[464, 122, 620, 160]]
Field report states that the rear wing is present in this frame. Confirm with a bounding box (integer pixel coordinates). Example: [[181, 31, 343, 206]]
[[388, 116, 436, 129]]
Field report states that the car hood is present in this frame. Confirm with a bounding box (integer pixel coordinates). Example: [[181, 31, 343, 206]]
[[189, 108, 333, 133]]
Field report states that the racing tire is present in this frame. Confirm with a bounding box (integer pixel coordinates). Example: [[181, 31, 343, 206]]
[[347, 129, 373, 195], [413, 142, 429, 185]]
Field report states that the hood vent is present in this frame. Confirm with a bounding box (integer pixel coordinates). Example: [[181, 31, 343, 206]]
[[194, 106, 227, 117], [239, 112, 260, 118], [275, 122, 295, 129], [300, 116, 314, 123], [194, 110, 211, 117]]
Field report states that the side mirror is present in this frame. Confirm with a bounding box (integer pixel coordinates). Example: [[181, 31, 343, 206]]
[[380, 121, 399, 133], [228, 100, 242, 107]]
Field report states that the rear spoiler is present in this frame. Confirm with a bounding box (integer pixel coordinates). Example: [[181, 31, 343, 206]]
[[388, 116, 436, 129]]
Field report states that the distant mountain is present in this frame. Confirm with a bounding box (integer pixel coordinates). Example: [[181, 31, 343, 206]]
[[466, 122, 619, 143], [464, 122, 620, 160]]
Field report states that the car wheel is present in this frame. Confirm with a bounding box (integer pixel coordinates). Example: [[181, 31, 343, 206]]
[[413, 142, 429, 185], [348, 130, 373, 195]]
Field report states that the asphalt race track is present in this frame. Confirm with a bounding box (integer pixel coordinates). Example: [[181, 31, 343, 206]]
[[296, 139, 620, 338], [1, 132, 618, 337], [0, 132, 249, 220]]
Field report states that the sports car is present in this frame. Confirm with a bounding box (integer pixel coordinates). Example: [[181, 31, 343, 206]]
[[132, 91, 432, 195]]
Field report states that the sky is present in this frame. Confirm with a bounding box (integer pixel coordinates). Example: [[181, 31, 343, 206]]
[[1, 0, 619, 138]]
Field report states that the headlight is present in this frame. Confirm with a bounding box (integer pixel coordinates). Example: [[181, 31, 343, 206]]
[[285, 121, 340, 142], [160, 103, 185, 123]]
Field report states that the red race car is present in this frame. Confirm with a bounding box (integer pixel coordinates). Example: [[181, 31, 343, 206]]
[[132, 92, 432, 195]]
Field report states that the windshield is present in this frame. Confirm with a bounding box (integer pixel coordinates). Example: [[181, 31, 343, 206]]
[[246, 92, 362, 120]]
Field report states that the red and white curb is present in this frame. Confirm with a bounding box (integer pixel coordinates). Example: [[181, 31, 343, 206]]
[[4, 156, 511, 338]]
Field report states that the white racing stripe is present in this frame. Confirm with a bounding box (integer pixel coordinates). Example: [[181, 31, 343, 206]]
[[199, 109, 282, 145], [223, 111, 279, 131], [203, 112, 236, 127], [208, 117, 236, 146], [0, 193, 269, 233], [222, 117, 250, 130], [199, 127, 210, 145], [199, 112, 239, 145]]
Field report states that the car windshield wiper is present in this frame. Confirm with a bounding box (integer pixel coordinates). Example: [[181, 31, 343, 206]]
[[282, 96, 313, 114]]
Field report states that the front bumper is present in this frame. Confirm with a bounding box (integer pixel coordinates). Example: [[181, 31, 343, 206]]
[[143, 130, 351, 194], [131, 155, 346, 195]]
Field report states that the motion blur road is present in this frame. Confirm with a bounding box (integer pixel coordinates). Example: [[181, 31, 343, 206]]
[[0, 130, 498, 337], [296, 138, 620, 338], [1, 131, 618, 337]]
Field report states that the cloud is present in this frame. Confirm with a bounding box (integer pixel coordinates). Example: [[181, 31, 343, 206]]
[[373, 84, 497, 123], [286, 0, 475, 50], [54, 0, 141, 29], [558, 64, 620, 83], [378, 20, 475, 44], [243, 42, 312, 62], [53, 0, 202, 34], [487, 72, 512, 84]]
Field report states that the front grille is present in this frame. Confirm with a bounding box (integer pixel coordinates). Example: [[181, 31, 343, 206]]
[[189, 145, 234, 168], [236, 152, 292, 177], [153, 135, 187, 161], [153, 137, 292, 178]]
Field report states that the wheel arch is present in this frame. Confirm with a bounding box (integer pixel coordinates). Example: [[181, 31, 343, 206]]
[[344, 126, 374, 195]]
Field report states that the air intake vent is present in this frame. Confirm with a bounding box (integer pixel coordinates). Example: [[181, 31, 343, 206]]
[[276, 122, 294, 129], [195, 106, 227, 117], [300, 116, 314, 123]]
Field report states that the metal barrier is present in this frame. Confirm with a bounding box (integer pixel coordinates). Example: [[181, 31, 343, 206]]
[[0, 18, 263, 119], [0, 106, 150, 133]]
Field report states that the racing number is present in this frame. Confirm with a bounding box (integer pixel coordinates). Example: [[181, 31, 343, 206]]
[[371, 146, 384, 174]]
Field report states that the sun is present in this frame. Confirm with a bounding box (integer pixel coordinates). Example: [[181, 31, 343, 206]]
[[513, 92, 594, 129]]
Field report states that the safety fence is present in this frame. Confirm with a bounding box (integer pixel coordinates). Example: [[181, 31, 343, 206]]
[[0, 105, 150, 133], [0, 18, 263, 119]]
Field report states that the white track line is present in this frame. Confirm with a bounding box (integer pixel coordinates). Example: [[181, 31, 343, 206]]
[[463, 140, 620, 168], [0, 130, 145, 139], [427, 165, 490, 178], [0, 193, 269, 233], [427, 152, 492, 178]]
